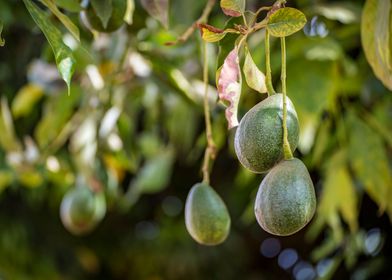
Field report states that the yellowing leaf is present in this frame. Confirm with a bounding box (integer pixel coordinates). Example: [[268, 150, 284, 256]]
[[243, 48, 267, 93], [198, 23, 239, 43], [347, 112, 392, 217], [361, 0, 392, 90], [12, 84, 44, 118], [217, 47, 241, 129], [317, 151, 358, 236], [199, 24, 226, 42], [40, 0, 80, 41], [267, 7, 307, 37], [335, 168, 358, 232], [24, 0, 76, 95], [220, 0, 245, 17]]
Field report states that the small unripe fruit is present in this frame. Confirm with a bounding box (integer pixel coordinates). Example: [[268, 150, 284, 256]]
[[185, 183, 231, 245], [60, 186, 106, 235]]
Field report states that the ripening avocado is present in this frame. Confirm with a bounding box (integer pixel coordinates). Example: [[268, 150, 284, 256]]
[[234, 93, 299, 173], [185, 183, 231, 245], [60, 186, 106, 235], [84, 0, 127, 33], [254, 158, 316, 236]]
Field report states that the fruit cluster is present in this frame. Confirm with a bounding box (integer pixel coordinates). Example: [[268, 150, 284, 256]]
[[235, 94, 316, 236], [185, 2, 317, 244]]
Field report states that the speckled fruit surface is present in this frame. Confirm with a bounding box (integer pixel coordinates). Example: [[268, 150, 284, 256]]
[[234, 93, 299, 173], [185, 183, 230, 245], [254, 158, 316, 236]]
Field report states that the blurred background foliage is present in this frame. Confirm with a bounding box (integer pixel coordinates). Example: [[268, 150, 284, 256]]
[[0, 0, 391, 279]]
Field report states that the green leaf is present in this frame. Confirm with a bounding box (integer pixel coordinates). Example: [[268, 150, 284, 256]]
[[347, 112, 392, 217], [362, 106, 392, 150], [0, 98, 21, 151], [217, 32, 240, 70], [35, 87, 81, 149], [0, 20, 5, 46], [285, 58, 337, 153], [40, 0, 80, 41], [141, 0, 169, 28], [215, 16, 243, 69], [361, 0, 392, 90], [11, 84, 44, 118], [287, 59, 338, 116], [267, 7, 307, 37], [24, 0, 76, 95], [314, 150, 358, 241], [132, 149, 174, 194], [243, 47, 267, 93], [90, 0, 113, 29], [311, 119, 332, 167], [311, 235, 340, 261], [55, 0, 81, 12], [165, 97, 198, 156], [220, 0, 245, 17]]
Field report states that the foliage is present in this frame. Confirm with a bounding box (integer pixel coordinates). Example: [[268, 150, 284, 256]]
[[0, 0, 391, 279]]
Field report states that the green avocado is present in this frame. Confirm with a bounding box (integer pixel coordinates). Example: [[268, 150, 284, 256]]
[[234, 93, 299, 173], [254, 158, 316, 236], [185, 183, 231, 245], [85, 0, 126, 33], [60, 186, 106, 235]]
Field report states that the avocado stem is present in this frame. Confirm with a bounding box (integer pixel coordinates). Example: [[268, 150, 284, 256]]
[[281, 36, 293, 160], [265, 29, 276, 96], [201, 41, 217, 185]]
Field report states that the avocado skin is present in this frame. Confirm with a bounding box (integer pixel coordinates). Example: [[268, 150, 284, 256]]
[[185, 183, 231, 245], [85, 0, 126, 33], [60, 187, 106, 235], [254, 158, 316, 236], [234, 94, 299, 173]]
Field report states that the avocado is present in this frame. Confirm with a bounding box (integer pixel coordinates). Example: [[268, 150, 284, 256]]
[[234, 93, 299, 173], [60, 186, 106, 235], [254, 158, 316, 236], [185, 183, 231, 245]]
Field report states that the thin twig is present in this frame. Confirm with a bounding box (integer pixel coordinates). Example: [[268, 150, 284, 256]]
[[166, 0, 216, 45], [255, 6, 272, 17], [201, 41, 216, 184]]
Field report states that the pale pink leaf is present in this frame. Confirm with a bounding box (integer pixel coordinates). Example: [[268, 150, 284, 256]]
[[217, 48, 241, 129]]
